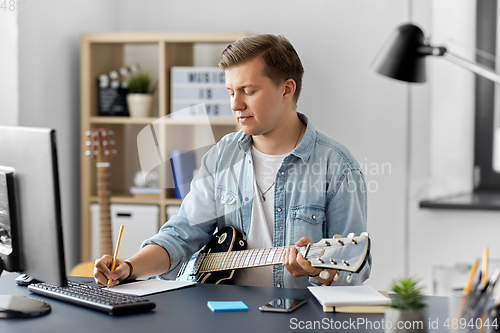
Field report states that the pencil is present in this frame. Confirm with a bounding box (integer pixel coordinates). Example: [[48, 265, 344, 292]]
[[481, 248, 489, 287], [454, 259, 480, 326], [107, 225, 124, 288]]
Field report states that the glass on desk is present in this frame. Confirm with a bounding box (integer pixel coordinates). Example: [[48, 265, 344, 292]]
[[449, 287, 494, 332]]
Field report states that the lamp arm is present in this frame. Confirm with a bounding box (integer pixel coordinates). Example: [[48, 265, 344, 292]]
[[443, 50, 500, 85]]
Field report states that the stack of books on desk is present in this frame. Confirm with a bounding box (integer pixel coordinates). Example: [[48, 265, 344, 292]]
[[308, 285, 391, 313]]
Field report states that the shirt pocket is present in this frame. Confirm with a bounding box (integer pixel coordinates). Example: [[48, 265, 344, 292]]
[[291, 205, 326, 242], [215, 186, 240, 228]]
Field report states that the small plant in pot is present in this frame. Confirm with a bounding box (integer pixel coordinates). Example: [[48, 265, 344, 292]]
[[385, 277, 427, 333], [126, 72, 156, 117]]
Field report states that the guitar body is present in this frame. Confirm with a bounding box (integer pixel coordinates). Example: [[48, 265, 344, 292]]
[[176, 226, 247, 284]]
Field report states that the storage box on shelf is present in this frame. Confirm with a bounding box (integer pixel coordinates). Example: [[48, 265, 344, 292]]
[[80, 32, 247, 262]]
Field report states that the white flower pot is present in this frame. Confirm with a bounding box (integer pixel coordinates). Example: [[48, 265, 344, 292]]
[[127, 94, 153, 117], [385, 307, 428, 333]]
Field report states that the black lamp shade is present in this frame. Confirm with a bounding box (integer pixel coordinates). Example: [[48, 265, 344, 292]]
[[374, 24, 428, 83]]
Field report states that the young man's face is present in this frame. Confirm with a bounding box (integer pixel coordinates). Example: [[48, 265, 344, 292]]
[[225, 57, 289, 137]]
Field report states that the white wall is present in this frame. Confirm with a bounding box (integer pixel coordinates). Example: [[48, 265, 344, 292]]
[[0, 9, 18, 125], [17, 0, 119, 270]]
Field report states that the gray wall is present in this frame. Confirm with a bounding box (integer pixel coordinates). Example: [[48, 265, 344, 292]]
[[17, 0, 119, 270]]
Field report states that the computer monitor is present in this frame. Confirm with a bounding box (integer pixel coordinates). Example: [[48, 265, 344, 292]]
[[0, 126, 67, 287]]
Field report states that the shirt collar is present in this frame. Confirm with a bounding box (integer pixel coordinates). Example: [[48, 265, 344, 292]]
[[237, 111, 316, 163]]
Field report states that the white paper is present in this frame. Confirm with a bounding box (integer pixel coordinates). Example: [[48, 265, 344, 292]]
[[308, 285, 391, 307], [107, 279, 196, 296]]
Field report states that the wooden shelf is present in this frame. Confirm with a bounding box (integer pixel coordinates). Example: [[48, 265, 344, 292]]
[[90, 116, 236, 126], [80, 32, 245, 262]]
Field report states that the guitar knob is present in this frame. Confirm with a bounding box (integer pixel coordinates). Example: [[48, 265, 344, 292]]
[[334, 271, 340, 282], [333, 234, 342, 239], [319, 270, 330, 280]]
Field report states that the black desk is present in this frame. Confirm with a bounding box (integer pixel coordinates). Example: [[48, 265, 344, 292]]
[[0, 273, 451, 332]]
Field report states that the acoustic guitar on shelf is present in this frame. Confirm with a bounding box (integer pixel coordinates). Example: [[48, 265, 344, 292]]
[[71, 128, 117, 277], [176, 226, 370, 284]]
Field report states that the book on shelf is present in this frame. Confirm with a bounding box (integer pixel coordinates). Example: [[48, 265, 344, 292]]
[[170, 150, 196, 200], [130, 186, 161, 199]]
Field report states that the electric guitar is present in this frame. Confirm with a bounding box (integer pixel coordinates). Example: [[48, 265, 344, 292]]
[[71, 128, 117, 276], [176, 226, 370, 284]]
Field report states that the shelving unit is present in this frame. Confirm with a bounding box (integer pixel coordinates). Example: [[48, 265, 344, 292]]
[[80, 32, 247, 262]]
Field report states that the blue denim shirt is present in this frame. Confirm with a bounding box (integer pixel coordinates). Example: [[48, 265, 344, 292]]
[[143, 113, 371, 288]]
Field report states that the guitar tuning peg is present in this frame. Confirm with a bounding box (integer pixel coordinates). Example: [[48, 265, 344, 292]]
[[85, 150, 91, 156], [103, 140, 108, 146], [85, 141, 91, 147], [112, 149, 118, 155], [108, 130, 114, 136], [333, 234, 342, 239], [110, 140, 116, 146], [85, 131, 91, 137], [334, 271, 340, 282], [346, 273, 353, 283], [101, 130, 107, 136], [104, 150, 110, 156], [93, 131, 99, 136], [93, 150, 98, 156], [347, 233, 355, 238], [360, 232, 369, 237]]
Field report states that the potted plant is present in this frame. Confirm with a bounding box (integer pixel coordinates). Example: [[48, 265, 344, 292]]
[[385, 277, 428, 333], [126, 72, 155, 117]]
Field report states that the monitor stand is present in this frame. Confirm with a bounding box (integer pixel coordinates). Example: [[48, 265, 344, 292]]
[[0, 262, 51, 319]]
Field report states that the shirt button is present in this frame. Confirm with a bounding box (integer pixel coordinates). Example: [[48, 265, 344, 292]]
[[221, 196, 224, 200], [277, 208, 282, 212], [244, 197, 249, 202], [280, 171, 285, 176], [276, 283, 282, 288], [312, 215, 316, 220]]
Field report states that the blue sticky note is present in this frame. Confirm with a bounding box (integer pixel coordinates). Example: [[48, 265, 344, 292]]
[[207, 301, 248, 312]]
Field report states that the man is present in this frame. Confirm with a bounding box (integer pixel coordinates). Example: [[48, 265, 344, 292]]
[[94, 34, 371, 289]]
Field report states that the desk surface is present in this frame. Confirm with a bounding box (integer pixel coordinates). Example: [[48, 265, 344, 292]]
[[0, 273, 450, 332]]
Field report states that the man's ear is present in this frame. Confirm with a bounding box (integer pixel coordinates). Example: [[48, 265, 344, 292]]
[[283, 79, 296, 102]]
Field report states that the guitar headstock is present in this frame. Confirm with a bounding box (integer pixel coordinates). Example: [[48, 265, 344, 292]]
[[85, 128, 117, 163], [301, 232, 370, 279]]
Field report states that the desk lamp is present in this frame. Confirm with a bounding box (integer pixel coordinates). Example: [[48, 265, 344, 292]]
[[373, 23, 500, 84]]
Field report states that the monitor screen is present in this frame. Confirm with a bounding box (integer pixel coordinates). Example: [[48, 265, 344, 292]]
[[0, 126, 67, 287]]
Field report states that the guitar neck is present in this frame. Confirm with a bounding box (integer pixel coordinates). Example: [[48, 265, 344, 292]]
[[97, 163, 113, 256], [198, 247, 288, 273]]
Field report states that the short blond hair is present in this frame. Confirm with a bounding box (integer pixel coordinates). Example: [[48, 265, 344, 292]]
[[219, 34, 304, 104]]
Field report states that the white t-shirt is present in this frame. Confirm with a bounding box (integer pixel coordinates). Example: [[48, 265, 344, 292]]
[[233, 146, 287, 287]]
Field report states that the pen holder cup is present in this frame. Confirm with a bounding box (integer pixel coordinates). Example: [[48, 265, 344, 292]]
[[449, 288, 469, 323]]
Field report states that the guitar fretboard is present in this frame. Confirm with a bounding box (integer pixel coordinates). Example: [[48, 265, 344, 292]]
[[97, 164, 112, 256], [198, 247, 288, 273]]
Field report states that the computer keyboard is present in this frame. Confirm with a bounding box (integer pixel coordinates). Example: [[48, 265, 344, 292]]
[[28, 280, 156, 315]]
